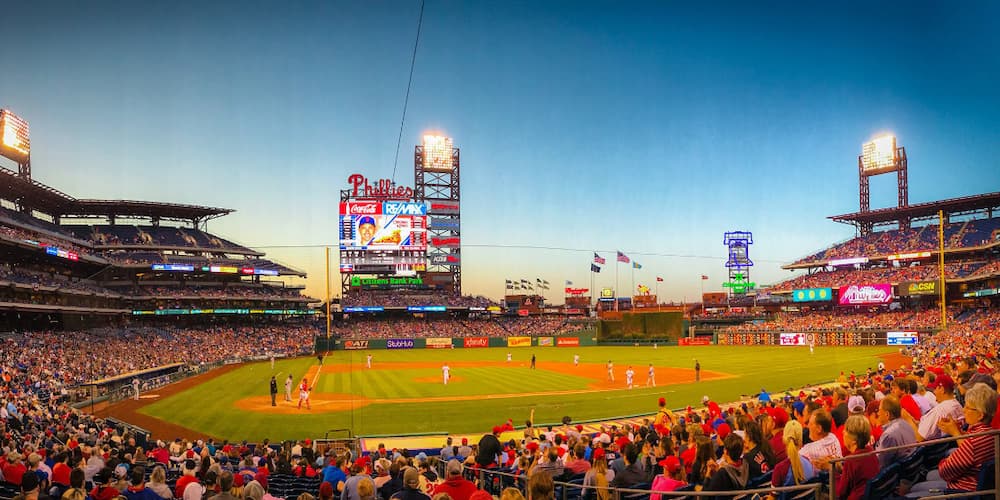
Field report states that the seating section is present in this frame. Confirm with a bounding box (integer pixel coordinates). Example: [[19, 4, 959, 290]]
[[791, 217, 1000, 265]]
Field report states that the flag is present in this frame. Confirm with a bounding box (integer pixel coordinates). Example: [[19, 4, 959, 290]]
[[565, 280, 573, 286], [591, 264, 601, 273], [505, 279, 513, 289], [656, 276, 664, 282], [632, 261, 642, 269], [616, 251, 630, 264], [543, 280, 549, 286], [593, 252, 606, 265], [701, 275, 709, 280]]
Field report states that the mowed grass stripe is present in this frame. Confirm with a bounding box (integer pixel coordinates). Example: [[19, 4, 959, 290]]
[[140, 345, 899, 440]]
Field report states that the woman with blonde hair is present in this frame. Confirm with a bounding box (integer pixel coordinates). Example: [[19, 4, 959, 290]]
[[147, 465, 174, 499], [770, 420, 815, 487], [500, 488, 525, 500], [582, 448, 614, 500]]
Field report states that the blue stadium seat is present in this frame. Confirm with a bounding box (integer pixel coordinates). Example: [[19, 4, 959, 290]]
[[977, 459, 995, 500], [862, 462, 900, 500]]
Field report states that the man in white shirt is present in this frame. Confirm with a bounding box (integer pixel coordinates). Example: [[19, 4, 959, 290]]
[[800, 410, 843, 463], [903, 374, 964, 442], [442, 363, 450, 385]]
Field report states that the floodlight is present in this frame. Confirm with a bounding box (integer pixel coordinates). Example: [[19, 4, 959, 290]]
[[422, 134, 453, 172], [0, 109, 30, 163], [861, 134, 896, 173]]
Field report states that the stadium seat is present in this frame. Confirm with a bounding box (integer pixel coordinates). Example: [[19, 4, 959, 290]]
[[977, 459, 995, 500], [748, 472, 773, 488], [0, 482, 19, 500], [897, 446, 927, 485], [862, 462, 900, 500]]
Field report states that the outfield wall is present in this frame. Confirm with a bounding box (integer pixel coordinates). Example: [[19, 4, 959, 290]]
[[315, 332, 598, 351]]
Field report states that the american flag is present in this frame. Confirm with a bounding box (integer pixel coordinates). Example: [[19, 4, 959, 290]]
[[593, 252, 606, 265], [616, 251, 630, 264], [701, 275, 709, 280]]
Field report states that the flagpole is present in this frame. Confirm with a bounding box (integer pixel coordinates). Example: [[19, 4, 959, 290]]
[[700, 276, 705, 316], [615, 261, 619, 311], [630, 266, 634, 299]]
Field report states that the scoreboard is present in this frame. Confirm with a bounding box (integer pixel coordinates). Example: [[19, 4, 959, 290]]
[[339, 201, 428, 274]]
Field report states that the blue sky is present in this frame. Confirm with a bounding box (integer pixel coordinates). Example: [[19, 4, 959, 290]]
[[1, 1, 997, 302]]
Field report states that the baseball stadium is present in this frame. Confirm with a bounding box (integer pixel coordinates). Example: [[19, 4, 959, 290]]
[[2, 4, 999, 500]]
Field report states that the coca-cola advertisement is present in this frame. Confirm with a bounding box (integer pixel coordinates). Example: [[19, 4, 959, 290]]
[[838, 283, 893, 306]]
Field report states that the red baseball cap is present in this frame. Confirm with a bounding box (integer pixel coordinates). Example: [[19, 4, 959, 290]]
[[716, 423, 731, 440], [658, 397, 666, 406], [526, 442, 539, 453], [461, 438, 468, 445], [928, 374, 956, 392], [768, 407, 789, 428], [592, 448, 605, 460], [658, 455, 681, 474], [492, 426, 502, 434]]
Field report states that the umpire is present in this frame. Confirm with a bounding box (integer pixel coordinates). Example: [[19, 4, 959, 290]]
[[270, 376, 278, 406]]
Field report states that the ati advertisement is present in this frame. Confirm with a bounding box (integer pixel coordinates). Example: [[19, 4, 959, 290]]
[[899, 280, 937, 296], [838, 284, 893, 305], [343, 340, 370, 350], [339, 201, 428, 251]]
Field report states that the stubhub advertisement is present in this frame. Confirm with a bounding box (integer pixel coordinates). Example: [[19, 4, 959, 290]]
[[386, 339, 415, 349]]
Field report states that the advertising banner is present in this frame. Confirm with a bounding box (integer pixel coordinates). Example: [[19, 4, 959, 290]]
[[344, 340, 370, 350], [463, 337, 489, 348], [702, 292, 728, 305], [538, 337, 554, 347], [507, 336, 532, 348], [887, 331, 919, 345], [386, 339, 415, 350], [425, 338, 452, 349], [339, 201, 428, 251], [678, 337, 712, 346], [899, 281, 937, 296], [779, 333, 808, 346], [792, 288, 833, 302], [429, 218, 460, 231], [838, 284, 893, 305], [556, 337, 580, 347]]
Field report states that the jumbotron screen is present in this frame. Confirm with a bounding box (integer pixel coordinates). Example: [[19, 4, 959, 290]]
[[339, 201, 428, 274]]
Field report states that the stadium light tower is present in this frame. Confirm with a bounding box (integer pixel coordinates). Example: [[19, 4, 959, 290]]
[[414, 133, 461, 295], [858, 134, 908, 235], [0, 109, 31, 180]]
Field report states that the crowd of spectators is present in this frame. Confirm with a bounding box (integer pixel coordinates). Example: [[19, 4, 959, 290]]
[[793, 217, 1000, 265], [722, 307, 951, 333], [129, 286, 309, 300], [0, 224, 93, 259], [772, 260, 992, 292], [342, 291, 497, 309], [0, 266, 117, 296], [330, 316, 583, 339]]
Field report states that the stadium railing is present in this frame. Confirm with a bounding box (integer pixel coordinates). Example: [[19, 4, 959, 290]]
[[826, 428, 1000, 500], [463, 466, 823, 500]]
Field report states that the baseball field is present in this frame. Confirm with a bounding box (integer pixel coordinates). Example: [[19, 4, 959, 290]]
[[99, 345, 906, 441]]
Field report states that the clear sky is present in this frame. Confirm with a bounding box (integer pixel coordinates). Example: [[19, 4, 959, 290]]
[[1, 1, 998, 303]]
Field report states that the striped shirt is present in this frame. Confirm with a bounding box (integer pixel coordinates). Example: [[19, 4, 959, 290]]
[[938, 422, 994, 492]]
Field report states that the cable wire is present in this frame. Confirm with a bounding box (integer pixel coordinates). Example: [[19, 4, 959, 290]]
[[391, 0, 425, 183]]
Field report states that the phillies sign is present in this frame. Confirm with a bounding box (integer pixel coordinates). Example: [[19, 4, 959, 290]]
[[347, 174, 413, 200], [838, 284, 893, 305]]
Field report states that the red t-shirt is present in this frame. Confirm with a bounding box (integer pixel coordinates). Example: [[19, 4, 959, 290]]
[[52, 462, 72, 486], [900, 395, 922, 420], [1, 462, 26, 485], [175, 475, 199, 498]]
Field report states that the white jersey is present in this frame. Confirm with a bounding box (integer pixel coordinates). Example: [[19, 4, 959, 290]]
[[626, 369, 635, 384], [573, 355, 580, 365], [507, 353, 512, 362], [442, 365, 451, 384], [367, 355, 373, 368]]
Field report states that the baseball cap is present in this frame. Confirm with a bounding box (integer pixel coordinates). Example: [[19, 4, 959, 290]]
[[964, 373, 997, 391], [658, 456, 681, 474], [768, 407, 789, 427], [403, 467, 420, 488], [591, 448, 605, 460], [319, 482, 333, 498], [461, 438, 468, 445], [702, 395, 710, 404], [848, 396, 866, 414], [446, 459, 463, 476], [928, 374, 955, 392], [716, 423, 731, 440], [492, 426, 502, 435], [576, 424, 584, 432], [358, 216, 376, 227], [658, 397, 666, 406]]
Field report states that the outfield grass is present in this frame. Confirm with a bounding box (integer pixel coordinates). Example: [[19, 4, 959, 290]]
[[138, 345, 898, 440]]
